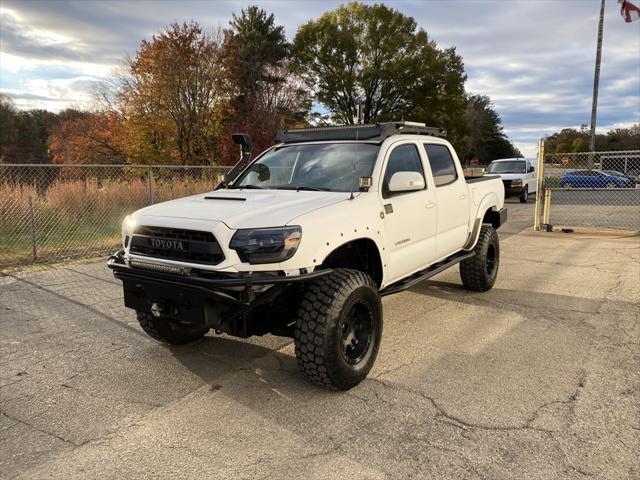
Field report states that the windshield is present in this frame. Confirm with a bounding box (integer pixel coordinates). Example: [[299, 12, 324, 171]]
[[486, 160, 526, 174], [232, 143, 380, 192]]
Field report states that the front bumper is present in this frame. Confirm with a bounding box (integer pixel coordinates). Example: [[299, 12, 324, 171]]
[[504, 187, 525, 197], [107, 250, 331, 327]]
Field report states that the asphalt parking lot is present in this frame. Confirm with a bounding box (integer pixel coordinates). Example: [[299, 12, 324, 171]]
[[1, 200, 639, 479]]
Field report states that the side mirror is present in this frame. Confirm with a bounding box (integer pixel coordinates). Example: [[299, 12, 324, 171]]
[[529, 166, 535, 173], [388, 171, 425, 193]]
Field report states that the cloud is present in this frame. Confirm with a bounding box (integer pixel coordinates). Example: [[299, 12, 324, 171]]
[[0, 9, 92, 63], [4, 76, 107, 111], [0, 0, 638, 153]]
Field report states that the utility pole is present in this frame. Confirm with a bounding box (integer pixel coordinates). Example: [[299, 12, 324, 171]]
[[589, 0, 606, 166]]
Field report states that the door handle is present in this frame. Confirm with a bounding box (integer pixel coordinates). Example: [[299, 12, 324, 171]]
[[426, 201, 436, 209], [459, 194, 467, 200]]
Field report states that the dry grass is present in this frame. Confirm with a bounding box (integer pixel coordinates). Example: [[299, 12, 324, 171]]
[[0, 175, 219, 267]]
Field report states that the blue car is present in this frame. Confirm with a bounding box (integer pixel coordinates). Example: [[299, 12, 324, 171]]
[[559, 170, 634, 189]]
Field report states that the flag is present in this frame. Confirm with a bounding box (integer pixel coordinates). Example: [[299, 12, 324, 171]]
[[619, 0, 640, 22]]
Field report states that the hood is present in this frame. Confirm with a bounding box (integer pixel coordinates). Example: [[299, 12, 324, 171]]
[[134, 189, 351, 229]]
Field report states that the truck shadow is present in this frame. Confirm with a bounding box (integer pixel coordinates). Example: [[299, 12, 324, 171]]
[[406, 279, 634, 314], [166, 334, 302, 388]]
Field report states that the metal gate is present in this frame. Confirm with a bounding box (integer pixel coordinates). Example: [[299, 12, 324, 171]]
[[533, 141, 640, 232]]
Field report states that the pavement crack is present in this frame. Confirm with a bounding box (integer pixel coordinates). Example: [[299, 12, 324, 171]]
[[299, 442, 345, 460], [369, 371, 586, 435], [0, 410, 78, 447]]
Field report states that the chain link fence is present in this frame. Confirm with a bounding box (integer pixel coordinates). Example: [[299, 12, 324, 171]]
[[1, 164, 230, 270], [534, 145, 640, 232]]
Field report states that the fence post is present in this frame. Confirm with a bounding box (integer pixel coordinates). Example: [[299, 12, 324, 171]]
[[543, 189, 552, 226], [533, 139, 546, 231], [28, 195, 37, 262], [147, 167, 154, 205]]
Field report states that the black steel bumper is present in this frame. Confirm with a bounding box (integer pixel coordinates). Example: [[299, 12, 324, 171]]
[[106, 251, 331, 327], [107, 251, 329, 290]]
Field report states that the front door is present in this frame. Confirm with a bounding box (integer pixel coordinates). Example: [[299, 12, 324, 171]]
[[380, 142, 438, 284]]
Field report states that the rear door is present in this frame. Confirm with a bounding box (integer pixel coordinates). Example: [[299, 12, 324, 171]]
[[423, 143, 469, 258], [379, 141, 438, 283]]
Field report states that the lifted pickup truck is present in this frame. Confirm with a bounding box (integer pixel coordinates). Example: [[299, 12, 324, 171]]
[[108, 122, 507, 390]]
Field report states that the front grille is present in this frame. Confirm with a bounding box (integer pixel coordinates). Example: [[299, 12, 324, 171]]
[[502, 179, 512, 189], [129, 226, 224, 265]]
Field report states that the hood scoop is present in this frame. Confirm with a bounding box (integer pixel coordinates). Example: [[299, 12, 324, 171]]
[[204, 196, 246, 201]]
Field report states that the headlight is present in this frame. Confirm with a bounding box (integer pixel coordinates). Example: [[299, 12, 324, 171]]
[[122, 215, 136, 248], [229, 226, 302, 264], [511, 180, 523, 187]]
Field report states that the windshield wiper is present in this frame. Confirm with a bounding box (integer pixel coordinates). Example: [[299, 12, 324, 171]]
[[296, 186, 331, 192], [232, 184, 265, 190], [274, 185, 331, 192]]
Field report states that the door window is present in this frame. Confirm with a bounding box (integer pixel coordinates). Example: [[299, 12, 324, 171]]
[[383, 144, 425, 197], [424, 144, 458, 186]]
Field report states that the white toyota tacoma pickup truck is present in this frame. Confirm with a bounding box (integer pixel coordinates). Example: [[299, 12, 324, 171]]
[[108, 122, 507, 390]]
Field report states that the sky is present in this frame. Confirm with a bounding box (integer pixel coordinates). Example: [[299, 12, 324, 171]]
[[0, 0, 639, 157]]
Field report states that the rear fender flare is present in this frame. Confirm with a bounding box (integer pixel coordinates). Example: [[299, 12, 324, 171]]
[[463, 193, 499, 251]]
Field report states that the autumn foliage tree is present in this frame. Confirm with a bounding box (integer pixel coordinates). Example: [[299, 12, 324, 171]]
[[49, 111, 128, 164], [119, 22, 227, 165]]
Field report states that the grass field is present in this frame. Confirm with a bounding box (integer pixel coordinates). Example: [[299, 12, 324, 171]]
[[1, 176, 217, 268]]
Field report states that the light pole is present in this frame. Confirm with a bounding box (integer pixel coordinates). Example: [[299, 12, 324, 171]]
[[589, 0, 606, 167]]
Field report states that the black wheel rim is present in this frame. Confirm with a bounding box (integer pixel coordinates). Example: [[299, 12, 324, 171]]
[[486, 244, 497, 276], [340, 302, 374, 365]]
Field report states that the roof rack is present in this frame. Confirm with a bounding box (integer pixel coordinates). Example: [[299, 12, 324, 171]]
[[274, 122, 446, 144]]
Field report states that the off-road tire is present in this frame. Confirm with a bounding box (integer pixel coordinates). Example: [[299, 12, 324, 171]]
[[519, 186, 529, 203], [294, 269, 382, 390], [136, 311, 209, 345], [460, 225, 500, 292]]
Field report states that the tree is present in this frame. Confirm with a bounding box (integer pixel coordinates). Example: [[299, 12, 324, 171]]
[[459, 95, 520, 164], [600, 125, 640, 150], [218, 6, 309, 163], [545, 125, 639, 153], [49, 111, 128, 165], [545, 128, 588, 154], [226, 6, 288, 97], [292, 2, 468, 143], [119, 22, 227, 165], [0, 107, 57, 165], [571, 137, 587, 152], [0, 94, 18, 162]]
